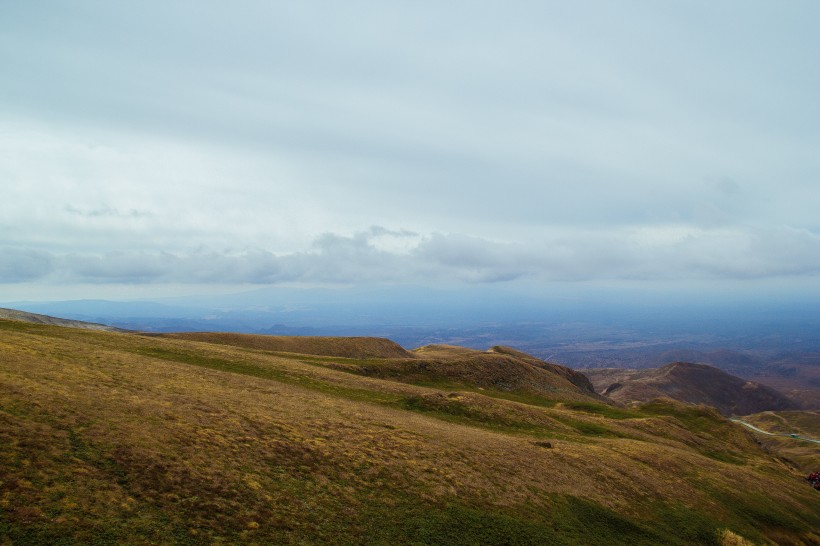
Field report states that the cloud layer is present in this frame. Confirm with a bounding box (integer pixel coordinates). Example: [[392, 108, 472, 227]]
[[4, 225, 820, 287], [2, 2, 819, 297]]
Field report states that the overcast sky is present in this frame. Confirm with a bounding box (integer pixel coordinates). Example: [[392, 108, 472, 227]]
[[2, 1, 820, 301]]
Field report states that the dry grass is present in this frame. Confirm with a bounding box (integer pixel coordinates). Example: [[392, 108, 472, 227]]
[[744, 410, 820, 437], [718, 528, 756, 546], [1, 319, 819, 545], [157, 332, 413, 358]]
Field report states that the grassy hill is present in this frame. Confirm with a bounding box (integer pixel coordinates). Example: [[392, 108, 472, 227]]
[[1, 319, 819, 545]]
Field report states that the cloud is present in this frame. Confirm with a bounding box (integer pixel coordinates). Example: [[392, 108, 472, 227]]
[[64, 206, 153, 219], [0, 248, 54, 282], [3, 225, 820, 287], [2, 2, 820, 300]]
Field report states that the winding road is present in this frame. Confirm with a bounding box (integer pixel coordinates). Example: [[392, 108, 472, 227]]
[[731, 419, 820, 445]]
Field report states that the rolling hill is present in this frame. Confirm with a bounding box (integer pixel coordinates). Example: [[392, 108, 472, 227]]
[[152, 336, 604, 405], [1, 317, 818, 544], [586, 362, 800, 416]]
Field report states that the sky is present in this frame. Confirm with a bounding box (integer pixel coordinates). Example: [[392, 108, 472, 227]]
[[2, 1, 820, 303]]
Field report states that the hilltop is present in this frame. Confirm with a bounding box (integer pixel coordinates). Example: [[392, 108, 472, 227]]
[[585, 362, 800, 416], [156, 332, 414, 359], [1, 317, 818, 544], [328, 343, 603, 404]]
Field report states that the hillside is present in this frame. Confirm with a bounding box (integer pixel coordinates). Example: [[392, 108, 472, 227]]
[[0, 307, 120, 332], [631, 349, 820, 410], [586, 362, 799, 416], [747, 356, 820, 410], [737, 411, 820, 474], [152, 337, 604, 406], [320, 343, 605, 405], [1, 319, 819, 544]]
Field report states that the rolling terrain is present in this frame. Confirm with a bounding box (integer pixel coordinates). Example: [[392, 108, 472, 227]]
[[1, 318, 819, 544], [9, 296, 820, 409], [159, 334, 601, 405], [585, 362, 800, 417]]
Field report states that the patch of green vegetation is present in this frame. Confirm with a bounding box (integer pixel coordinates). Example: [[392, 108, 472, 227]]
[[399, 395, 546, 436], [560, 401, 640, 420], [398, 502, 562, 545], [0, 508, 198, 546], [293, 354, 392, 368], [692, 480, 820, 542], [475, 389, 561, 408], [365, 494, 719, 546], [699, 449, 747, 465], [0, 517, 88, 546], [550, 414, 630, 438], [640, 500, 725, 546], [556, 495, 670, 546]]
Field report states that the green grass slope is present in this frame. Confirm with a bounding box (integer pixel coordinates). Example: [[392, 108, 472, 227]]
[[1, 319, 818, 545]]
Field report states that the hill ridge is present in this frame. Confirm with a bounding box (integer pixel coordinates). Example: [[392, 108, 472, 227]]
[[155, 331, 415, 359], [588, 361, 799, 416], [0, 307, 122, 332]]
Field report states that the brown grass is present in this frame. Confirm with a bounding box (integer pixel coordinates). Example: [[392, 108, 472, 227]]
[[1, 319, 818, 544], [157, 332, 413, 358]]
